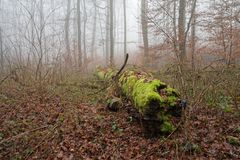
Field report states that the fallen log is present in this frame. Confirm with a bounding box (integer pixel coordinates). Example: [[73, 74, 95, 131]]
[[96, 67, 185, 135]]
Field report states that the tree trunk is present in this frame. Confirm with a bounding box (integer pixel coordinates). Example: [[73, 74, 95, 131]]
[[191, 0, 197, 70], [0, 0, 3, 73], [173, 0, 178, 57], [83, 0, 87, 65], [141, 0, 149, 65], [106, 0, 110, 65], [227, 6, 233, 67], [36, 0, 44, 81], [73, 0, 77, 68], [178, 0, 186, 62], [0, 27, 3, 74], [91, 0, 97, 60], [65, 0, 71, 56], [123, 0, 127, 57], [77, 0, 82, 68], [96, 68, 183, 134], [109, 0, 114, 66]]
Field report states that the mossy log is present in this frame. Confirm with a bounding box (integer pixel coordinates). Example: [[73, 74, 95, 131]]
[[96, 67, 183, 134]]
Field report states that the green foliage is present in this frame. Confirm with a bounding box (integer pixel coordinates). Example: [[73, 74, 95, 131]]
[[96, 115, 104, 121], [57, 113, 65, 123], [160, 121, 176, 133], [111, 121, 123, 132], [183, 141, 201, 153], [236, 127, 240, 132], [218, 95, 233, 113], [95, 67, 115, 79], [11, 155, 22, 160], [0, 93, 17, 105], [127, 116, 133, 123], [227, 136, 240, 146]]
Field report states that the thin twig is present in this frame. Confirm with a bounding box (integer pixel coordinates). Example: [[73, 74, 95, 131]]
[[24, 124, 60, 160], [87, 53, 129, 96], [0, 74, 11, 86], [0, 125, 49, 145]]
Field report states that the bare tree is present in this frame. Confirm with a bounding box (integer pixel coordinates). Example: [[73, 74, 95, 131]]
[[190, 0, 197, 70], [178, 0, 186, 62], [77, 0, 82, 68], [83, 0, 87, 64], [36, 0, 44, 81], [205, 0, 240, 66], [141, 0, 149, 64], [123, 0, 127, 57], [105, 0, 110, 65], [0, 27, 3, 74], [0, 0, 3, 73], [173, 0, 178, 56], [109, 0, 114, 66], [91, 0, 97, 60], [65, 0, 71, 57]]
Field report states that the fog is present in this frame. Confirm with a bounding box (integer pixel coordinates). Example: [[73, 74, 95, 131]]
[[0, 0, 141, 67], [0, 0, 239, 73]]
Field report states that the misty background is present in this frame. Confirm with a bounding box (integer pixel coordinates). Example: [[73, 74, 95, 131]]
[[0, 0, 239, 78]]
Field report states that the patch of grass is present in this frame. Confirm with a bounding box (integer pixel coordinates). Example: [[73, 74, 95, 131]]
[[183, 141, 201, 153], [96, 115, 104, 121], [218, 96, 233, 113], [0, 93, 18, 105], [227, 136, 240, 146], [0, 132, 4, 140], [236, 127, 240, 133]]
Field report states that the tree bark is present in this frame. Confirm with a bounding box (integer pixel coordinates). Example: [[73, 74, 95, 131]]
[[83, 0, 87, 64], [77, 0, 82, 68], [0, 27, 3, 73], [36, 0, 44, 81], [191, 0, 197, 70], [123, 0, 127, 57], [65, 0, 71, 57], [178, 0, 186, 62], [96, 68, 183, 134], [105, 0, 110, 65], [0, 0, 3, 73], [141, 0, 149, 64], [91, 0, 97, 60], [109, 0, 114, 66], [173, 0, 178, 57]]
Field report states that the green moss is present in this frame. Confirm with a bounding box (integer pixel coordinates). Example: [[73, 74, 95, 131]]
[[105, 68, 115, 79], [168, 96, 178, 106], [160, 121, 176, 133], [132, 79, 164, 113], [97, 69, 181, 134], [166, 87, 180, 97], [121, 75, 138, 96], [157, 112, 170, 121], [96, 67, 115, 79]]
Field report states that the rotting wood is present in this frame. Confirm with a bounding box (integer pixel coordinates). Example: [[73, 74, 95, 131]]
[[96, 67, 186, 135]]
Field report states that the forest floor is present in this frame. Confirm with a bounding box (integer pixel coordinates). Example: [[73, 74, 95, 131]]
[[0, 74, 240, 160]]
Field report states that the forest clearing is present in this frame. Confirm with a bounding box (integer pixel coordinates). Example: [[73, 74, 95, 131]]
[[0, 0, 240, 159]]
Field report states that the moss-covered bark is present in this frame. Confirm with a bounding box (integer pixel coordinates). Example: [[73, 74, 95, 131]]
[[96, 67, 182, 134]]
